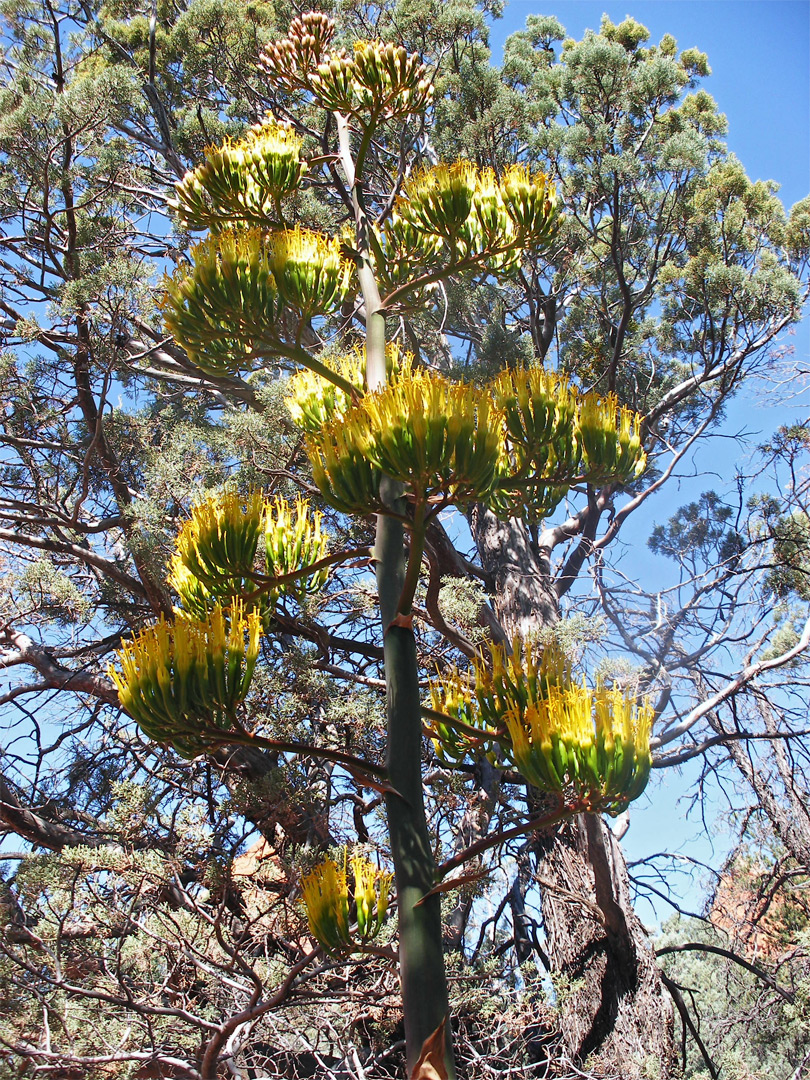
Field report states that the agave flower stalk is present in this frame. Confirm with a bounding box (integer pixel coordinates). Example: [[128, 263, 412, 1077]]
[[335, 109, 455, 1077]]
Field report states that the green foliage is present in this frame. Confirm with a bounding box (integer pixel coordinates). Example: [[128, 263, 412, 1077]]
[[659, 902, 810, 1079]]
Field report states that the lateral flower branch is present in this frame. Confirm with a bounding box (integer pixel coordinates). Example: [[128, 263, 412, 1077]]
[[107, 13, 651, 1076]]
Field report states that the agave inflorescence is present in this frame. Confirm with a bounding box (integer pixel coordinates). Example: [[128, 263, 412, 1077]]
[[109, 602, 262, 758], [260, 12, 337, 91], [389, 161, 559, 273], [267, 226, 354, 316], [428, 640, 653, 815], [503, 680, 653, 815], [161, 224, 355, 373], [426, 668, 495, 762], [160, 229, 280, 376], [576, 393, 647, 484], [301, 850, 393, 954], [349, 40, 433, 117], [286, 341, 411, 434], [304, 369, 504, 514], [173, 489, 265, 594], [170, 118, 307, 230], [490, 365, 647, 521], [169, 489, 330, 618], [169, 488, 268, 621], [499, 165, 559, 248], [261, 15, 431, 120], [264, 495, 330, 606]]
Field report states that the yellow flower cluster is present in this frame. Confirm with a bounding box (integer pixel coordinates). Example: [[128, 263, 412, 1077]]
[[161, 226, 354, 375], [109, 603, 262, 758], [491, 366, 647, 521], [173, 489, 265, 596], [504, 682, 653, 814], [168, 488, 329, 620], [160, 228, 280, 376], [301, 851, 393, 955], [294, 361, 646, 523], [305, 370, 504, 514], [286, 342, 410, 434], [384, 161, 558, 274], [427, 641, 652, 815], [170, 118, 307, 230], [267, 226, 354, 316], [264, 495, 329, 606]]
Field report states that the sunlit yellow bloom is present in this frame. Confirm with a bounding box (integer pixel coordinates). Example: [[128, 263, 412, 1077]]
[[109, 602, 262, 758], [426, 668, 487, 762], [160, 228, 280, 376], [397, 162, 479, 242], [304, 369, 504, 514], [169, 489, 330, 619], [427, 639, 652, 813], [488, 365, 647, 522], [264, 495, 330, 605], [286, 342, 412, 434], [170, 117, 306, 230], [301, 854, 350, 954], [175, 489, 264, 592], [499, 165, 559, 246], [577, 394, 647, 483], [301, 851, 393, 954], [268, 226, 353, 315]]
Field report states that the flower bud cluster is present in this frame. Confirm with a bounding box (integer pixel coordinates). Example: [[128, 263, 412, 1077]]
[[261, 15, 432, 120], [260, 13, 337, 91], [290, 361, 646, 523], [428, 641, 653, 815], [267, 226, 354, 316], [264, 495, 330, 606], [160, 229, 280, 375], [301, 850, 393, 955]]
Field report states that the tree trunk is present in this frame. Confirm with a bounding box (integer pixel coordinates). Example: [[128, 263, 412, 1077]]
[[469, 506, 676, 1078], [532, 816, 675, 1076]]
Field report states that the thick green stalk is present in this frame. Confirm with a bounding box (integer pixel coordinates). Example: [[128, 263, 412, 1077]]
[[335, 110, 454, 1075], [376, 488, 455, 1078]]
